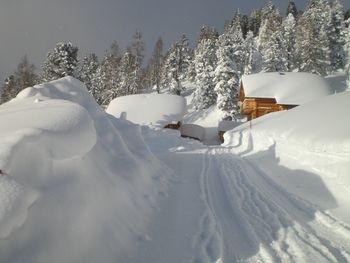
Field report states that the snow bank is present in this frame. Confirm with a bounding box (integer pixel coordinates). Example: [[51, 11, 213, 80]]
[[106, 93, 187, 127], [224, 91, 350, 222], [241, 72, 333, 105], [0, 77, 170, 263]]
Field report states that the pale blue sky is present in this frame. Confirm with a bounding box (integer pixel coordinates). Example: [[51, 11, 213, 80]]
[[0, 0, 349, 81]]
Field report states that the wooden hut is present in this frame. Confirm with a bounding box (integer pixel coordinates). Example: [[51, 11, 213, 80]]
[[239, 72, 333, 121]]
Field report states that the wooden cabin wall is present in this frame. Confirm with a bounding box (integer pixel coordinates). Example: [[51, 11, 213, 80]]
[[241, 97, 296, 120]]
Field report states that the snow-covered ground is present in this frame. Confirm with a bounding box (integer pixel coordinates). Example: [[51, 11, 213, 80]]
[[224, 91, 350, 224], [0, 76, 349, 263], [0, 77, 171, 263]]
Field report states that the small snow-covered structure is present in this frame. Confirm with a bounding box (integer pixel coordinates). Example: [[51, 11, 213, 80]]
[[239, 72, 333, 120], [106, 94, 187, 128], [179, 124, 205, 141]]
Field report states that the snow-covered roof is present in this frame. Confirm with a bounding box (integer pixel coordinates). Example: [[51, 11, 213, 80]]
[[241, 72, 334, 105], [106, 94, 187, 127], [179, 124, 205, 141]]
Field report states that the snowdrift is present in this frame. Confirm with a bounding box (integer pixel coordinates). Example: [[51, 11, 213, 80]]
[[0, 77, 170, 263], [224, 91, 350, 223], [106, 93, 187, 127]]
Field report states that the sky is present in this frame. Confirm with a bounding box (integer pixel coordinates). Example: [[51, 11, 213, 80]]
[[0, 0, 349, 83]]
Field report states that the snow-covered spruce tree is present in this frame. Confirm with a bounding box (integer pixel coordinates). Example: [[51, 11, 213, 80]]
[[148, 38, 163, 93], [346, 24, 350, 89], [178, 34, 193, 81], [0, 56, 38, 104], [282, 13, 297, 71], [77, 53, 99, 93], [15, 55, 38, 91], [225, 10, 245, 75], [286, 1, 298, 18], [329, 0, 346, 72], [42, 42, 78, 82], [165, 43, 183, 95], [248, 9, 262, 37], [214, 33, 240, 120], [243, 31, 261, 75], [0, 75, 16, 104], [90, 64, 107, 105], [295, 0, 331, 75], [258, 6, 287, 72], [130, 30, 145, 92], [119, 50, 138, 96], [161, 35, 193, 95], [90, 48, 120, 105], [192, 26, 218, 110]]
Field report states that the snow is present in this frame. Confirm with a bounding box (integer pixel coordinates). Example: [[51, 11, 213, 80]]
[[106, 93, 187, 127], [0, 77, 170, 263], [1, 76, 350, 263], [241, 72, 334, 105], [179, 123, 205, 141], [224, 91, 350, 223], [218, 120, 242, 131]]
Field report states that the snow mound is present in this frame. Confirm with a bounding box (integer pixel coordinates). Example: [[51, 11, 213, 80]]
[[241, 72, 334, 105], [0, 77, 170, 263], [224, 91, 350, 222], [106, 94, 186, 127], [106, 93, 187, 127]]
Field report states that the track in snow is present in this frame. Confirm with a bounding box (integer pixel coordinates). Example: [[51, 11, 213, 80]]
[[194, 147, 350, 263], [132, 141, 350, 263]]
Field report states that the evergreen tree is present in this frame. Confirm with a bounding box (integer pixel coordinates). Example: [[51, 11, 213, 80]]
[[241, 15, 250, 38], [119, 51, 138, 96], [286, 1, 298, 18], [243, 31, 261, 74], [161, 34, 193, 95], [148, 38, 163, 93], [295, 0, 332, 75], [345, 24, 350, 89], [225, 10, 246, 75], [248, 10, 262, 36], [0, 55, 38, 104], [15, 55, 38, 92], [329, 0, 346, 71], [78, 53, 99, 92], [214, 33, 240, 120], [178, 34, 193, 81], [345, 9, 350, 22], [258, 5, 287, 72], [90, 46, 120, 105], [282, 13, 297, 71], [0, 75, 16, 104], [42, 42, 79, 81], [192, 26, 218, 109], [130, 30, 145, 92], [163, 43, 183, 95]]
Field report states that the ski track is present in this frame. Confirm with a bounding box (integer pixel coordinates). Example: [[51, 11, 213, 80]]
[[192, 146, 350, 263]]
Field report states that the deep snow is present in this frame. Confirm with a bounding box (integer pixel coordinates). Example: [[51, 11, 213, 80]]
[[0, 76, 349, 263], [224, 90, 350, 224], [0, 77, 171, 263]]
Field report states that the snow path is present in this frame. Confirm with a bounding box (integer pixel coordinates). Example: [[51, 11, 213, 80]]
[[133, 140, 350, 263]]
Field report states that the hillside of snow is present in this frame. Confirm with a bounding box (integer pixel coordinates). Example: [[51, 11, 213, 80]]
[[0, 77, 171, 263], [224, 91, 350, 223]]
